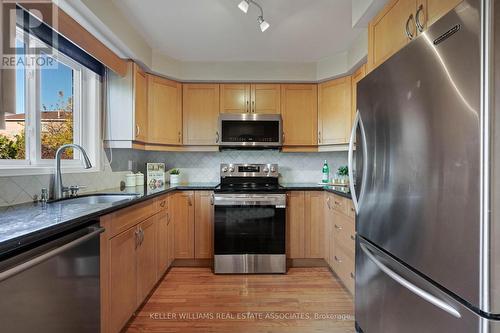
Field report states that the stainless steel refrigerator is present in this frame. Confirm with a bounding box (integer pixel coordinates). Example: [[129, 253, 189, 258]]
[[349, 0, 500, 332]]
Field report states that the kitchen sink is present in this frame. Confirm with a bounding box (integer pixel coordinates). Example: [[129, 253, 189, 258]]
[[57, 194, 140, 205]]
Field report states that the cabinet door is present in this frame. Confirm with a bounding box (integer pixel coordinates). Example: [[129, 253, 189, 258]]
[[251, 84, 281, 114], [183, 84, 220, 145], [318, 76, 352, 145], [351, 64, 366, 126], [134, 64, 148, 142], [281, 84, 318, 146], [286, 191, 305, 259], [173, 191, 195, 259], [148, 75, 182, 145], [304, 191, 325, 258], [324, 193, 335, 268], [156, 210, 169, 277], [136, 216, 157, 305], [194, 191, 214, 259], [220, 84, 251, 113], [367, 0, 417, 71], [420, 0, 462, 28], [109, 227, 137, 333]]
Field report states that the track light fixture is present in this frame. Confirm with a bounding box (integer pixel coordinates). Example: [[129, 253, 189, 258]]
[[238, 0, 270, 32]]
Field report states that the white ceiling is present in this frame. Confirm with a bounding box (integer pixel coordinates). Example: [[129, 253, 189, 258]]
[[113, 0, 364, 63]]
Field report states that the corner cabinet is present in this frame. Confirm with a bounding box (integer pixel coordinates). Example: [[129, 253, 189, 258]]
[[281, 84, 318, 150], [183, 84, 220, 146], [318, 76, 352, 146], [148, 75, 182, 145], [105, 62, 149, 148], [220, 83, 280, 114]]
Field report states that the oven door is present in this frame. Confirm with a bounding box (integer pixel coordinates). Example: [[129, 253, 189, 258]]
[[219, 114, 282, 148], [213, 194, 286, 273]]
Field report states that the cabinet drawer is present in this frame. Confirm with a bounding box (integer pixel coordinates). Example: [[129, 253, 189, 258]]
[[331, 195, 348, 215], [333, 244, 355, 295], [106, 200, 155, 238], [347, 200, 356, 219], [333, 212, 355, 258], [155, 195, 169, 212]]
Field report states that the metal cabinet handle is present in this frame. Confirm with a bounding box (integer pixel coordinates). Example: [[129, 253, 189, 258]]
[[252, 100, 255, 113], [140, 227, 145, 245], [326, 196, 331, 209], [334, 256, 342, 263], [360, 243, 461, 318], [318, 131, 322, 144], [178, 131, 181, 143], [0, 227, 104, 282], [135, 228, 141, 248], [334, 224, 342, 230], [135, 125, 140, 137], [350, 272, 354, 279], [405, 14, 415, 40], [350, 235, 355, 241], [216, 131, 220, 143], [188, 195, 193, 206], [210, 193, 214, 205], [415, 4, 425, 33], [160, 200, 166, 208], [246, 101, 250, 113]]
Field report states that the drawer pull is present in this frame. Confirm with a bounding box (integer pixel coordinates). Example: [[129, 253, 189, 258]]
[[350, 235, 355, 241], [334, 224, 343, 230], [160, 201, 166, 208], [335, 201, 341, 205], [334, 256, 342, 263], [350, 272, 354, 279]]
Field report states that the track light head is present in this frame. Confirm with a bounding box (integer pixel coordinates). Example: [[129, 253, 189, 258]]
[[257, 16, 270, 32], [238, 0, 249, 13]]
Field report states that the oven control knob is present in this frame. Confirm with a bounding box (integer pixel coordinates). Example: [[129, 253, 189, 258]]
[[270, 166, 276, 173], [263, 167, 269, 173], [229, 166, 235, 172], [222, 167, 228, 173]]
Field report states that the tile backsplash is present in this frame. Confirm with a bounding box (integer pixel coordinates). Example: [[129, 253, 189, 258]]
[[0, 148, 348, 207], [110, 149, 348, 184]]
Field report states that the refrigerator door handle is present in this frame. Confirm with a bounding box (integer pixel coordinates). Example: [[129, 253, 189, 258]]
[[348, 110, 367, 214], [360, 243, 462, 319]]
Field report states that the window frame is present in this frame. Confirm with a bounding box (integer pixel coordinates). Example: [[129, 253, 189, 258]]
[[0, 29, 103, 176]]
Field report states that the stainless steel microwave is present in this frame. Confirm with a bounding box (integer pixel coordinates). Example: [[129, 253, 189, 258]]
[[218, 114, 283, 149]]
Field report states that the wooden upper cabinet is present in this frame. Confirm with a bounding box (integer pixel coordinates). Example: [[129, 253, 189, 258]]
[[351, 64, 367, 125], [281, 84, 318, 146], [220, 84, 251, 113], [417, 0, 462, 30], [367, 0, 417, 71], [251, 84, 281, 114], [133, 64, 148, 142], [148, 75, 182, 145], [194, 191, 214, 259], [173, 191, 195, 259], [183, 84, 220, 145], [318, 76, 352, 145]]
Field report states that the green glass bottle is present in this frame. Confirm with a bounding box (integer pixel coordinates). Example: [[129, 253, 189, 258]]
[[322, 160, 330, 184]]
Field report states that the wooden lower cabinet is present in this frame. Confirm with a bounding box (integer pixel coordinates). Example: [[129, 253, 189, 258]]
[[173, 191, 195, 259], [136, 216, 158, 305], [286, 191, 306, 258], [108, 227, 137, 333], [304, 191, 325, 258], [194, 191, 214, 259]]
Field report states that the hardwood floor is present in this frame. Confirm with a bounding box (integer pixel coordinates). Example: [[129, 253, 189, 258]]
[[125, 267, 355, 333]]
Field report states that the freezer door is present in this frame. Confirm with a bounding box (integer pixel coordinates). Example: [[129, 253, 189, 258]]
[[356, 0, 483, 310], [356, 236, 483, 333]]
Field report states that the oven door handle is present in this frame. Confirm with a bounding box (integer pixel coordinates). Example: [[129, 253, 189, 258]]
[[214, 196, 286, 207]]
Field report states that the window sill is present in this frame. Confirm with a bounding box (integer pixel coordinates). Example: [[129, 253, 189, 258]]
[[0, 166, 104, 177]]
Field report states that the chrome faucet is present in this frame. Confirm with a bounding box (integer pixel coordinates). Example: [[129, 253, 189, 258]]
[[54, 144, 92, 200]]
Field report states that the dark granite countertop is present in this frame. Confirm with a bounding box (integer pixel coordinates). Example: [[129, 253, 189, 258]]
[[0, 182, 351, 258]]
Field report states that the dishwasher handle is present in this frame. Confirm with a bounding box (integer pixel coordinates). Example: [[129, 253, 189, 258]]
[[0, 226, 104, 283]]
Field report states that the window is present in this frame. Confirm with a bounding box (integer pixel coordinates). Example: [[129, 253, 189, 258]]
[[0, 29, 101, 173]]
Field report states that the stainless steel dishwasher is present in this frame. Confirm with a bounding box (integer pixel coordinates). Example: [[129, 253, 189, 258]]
[[0, 223, 103, 333]]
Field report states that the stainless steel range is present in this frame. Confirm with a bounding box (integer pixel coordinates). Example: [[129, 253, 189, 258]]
[[213, 163, 286, 274]]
